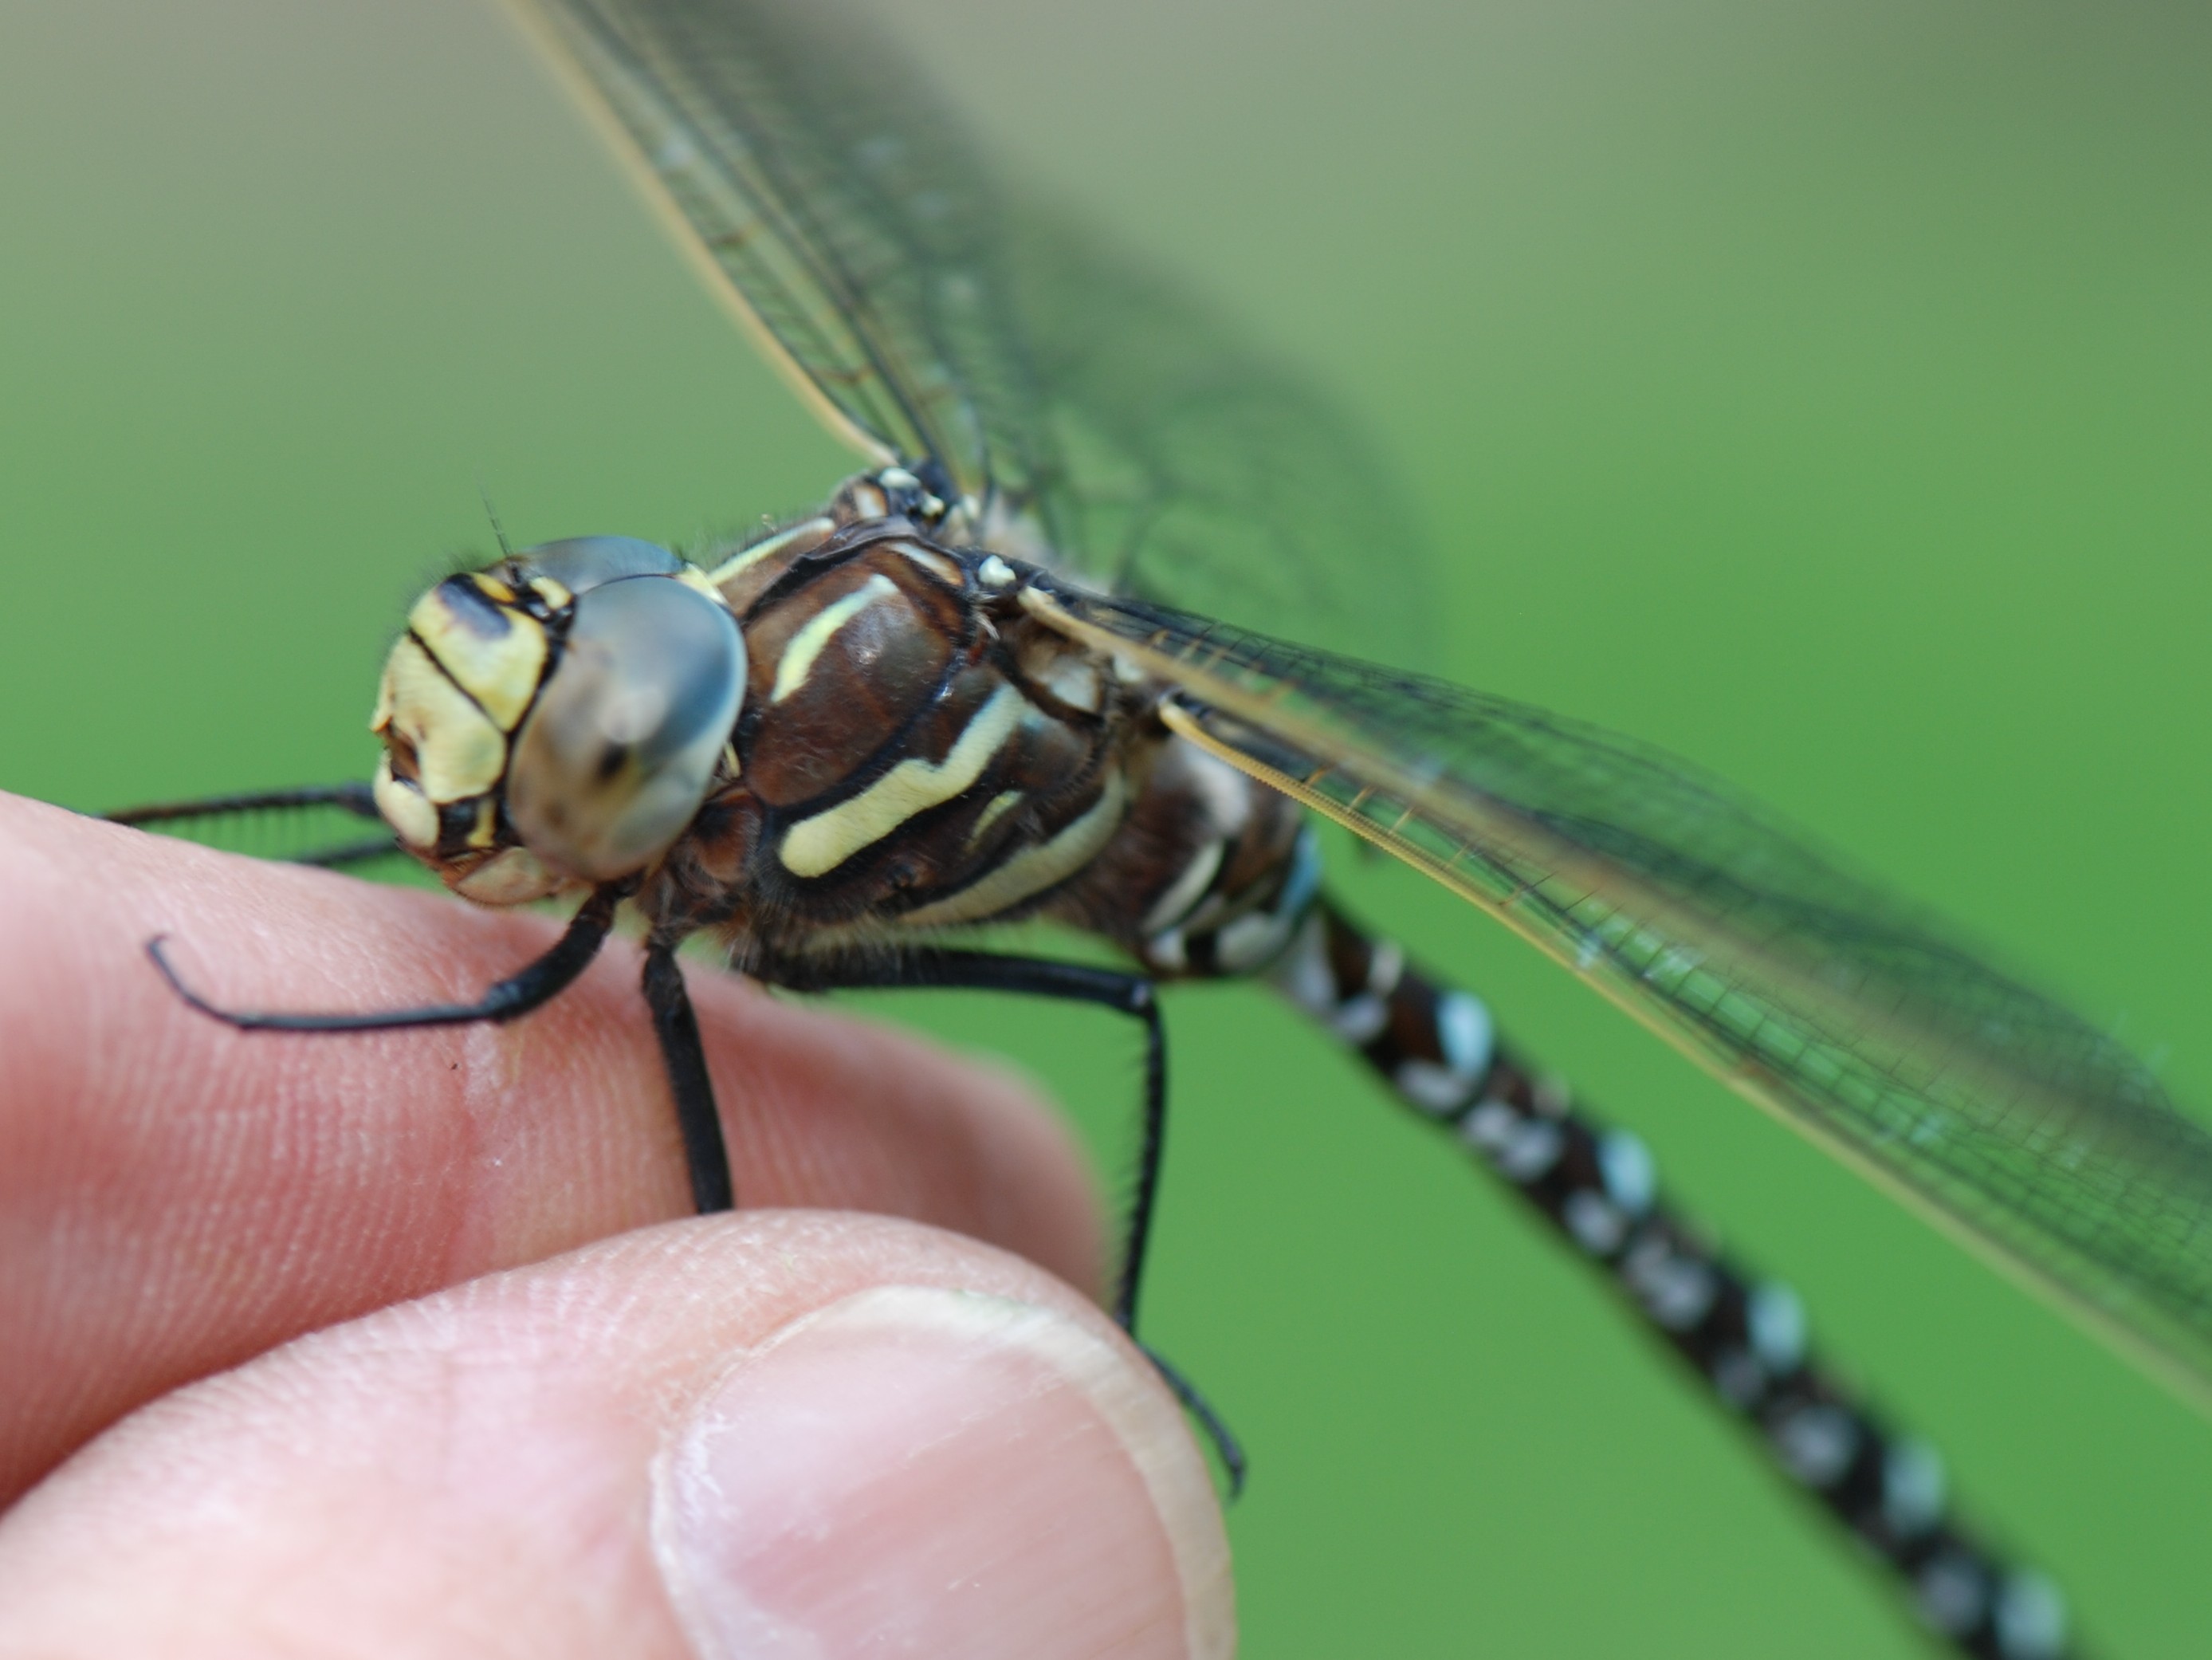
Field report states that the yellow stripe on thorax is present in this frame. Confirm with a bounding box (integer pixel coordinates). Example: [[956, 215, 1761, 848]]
[[705, 516, 833, 588], [779, 683, 1023, 878], [965, 789, 1025, 849], [898, 769, 1129, 929], [771, 573, 898, 702]]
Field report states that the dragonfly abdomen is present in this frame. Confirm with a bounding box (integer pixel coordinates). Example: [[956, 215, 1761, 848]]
[[1267, 896, 2071, 1660]]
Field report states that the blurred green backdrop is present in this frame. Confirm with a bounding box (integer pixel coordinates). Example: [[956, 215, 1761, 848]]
[[6, 1, 2210, 1654]]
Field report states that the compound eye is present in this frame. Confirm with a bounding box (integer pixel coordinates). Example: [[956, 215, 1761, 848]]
[[519, 536, 682, 595], [505, 576, 745, 881]]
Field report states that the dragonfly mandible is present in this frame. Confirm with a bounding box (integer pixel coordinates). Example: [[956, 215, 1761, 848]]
[[12, 0, 2211, 1654]]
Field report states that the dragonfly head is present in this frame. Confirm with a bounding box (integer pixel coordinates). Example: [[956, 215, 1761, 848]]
[[370, 537, 747, 904]]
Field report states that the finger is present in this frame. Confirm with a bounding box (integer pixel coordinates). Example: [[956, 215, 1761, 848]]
[[0, 793, 1103, 1501], [0, 1212, 1233, 1660]]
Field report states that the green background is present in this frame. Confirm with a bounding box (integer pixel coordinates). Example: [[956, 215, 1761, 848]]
[[6, 1, 2210, 1654]]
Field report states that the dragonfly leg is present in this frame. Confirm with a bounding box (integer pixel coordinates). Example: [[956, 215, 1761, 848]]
[[145, 884, 621, 1033], [780, 947, 1244, 1493], [782, 950, 1165, 1321], [642, 938, 735, 1214], [1139, 1341, 1247, 1497], [106, 781, 398, 869], [106, 781, 382, 824]]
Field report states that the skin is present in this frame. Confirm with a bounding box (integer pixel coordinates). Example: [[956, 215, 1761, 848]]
[[0, 792, 1234, 1658]]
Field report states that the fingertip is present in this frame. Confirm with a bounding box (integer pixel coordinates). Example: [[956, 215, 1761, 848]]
[[0, 1215, 1234, 1660], [3, 793, 1106, 1499], [658, 1282, 1234, 1660]]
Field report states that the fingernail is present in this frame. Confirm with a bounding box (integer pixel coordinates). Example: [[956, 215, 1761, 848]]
[[654, 1284, 1234, 1660]]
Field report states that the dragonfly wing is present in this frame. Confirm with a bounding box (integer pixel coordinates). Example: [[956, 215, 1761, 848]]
[[1032, 583, 2212, 1398], [506, 0, 1432, 662], [1001, 207, 1436, 664], [507, 0, 1021, 493]]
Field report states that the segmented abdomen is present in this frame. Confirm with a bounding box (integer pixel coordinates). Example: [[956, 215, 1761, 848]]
[[1259, 891, 2069, 1660]]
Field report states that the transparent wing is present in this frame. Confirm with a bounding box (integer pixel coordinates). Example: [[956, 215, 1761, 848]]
[[1033, 584, 2212, 1396], [506, 0, 1432, 662], [1003, 208, 1436, 664]]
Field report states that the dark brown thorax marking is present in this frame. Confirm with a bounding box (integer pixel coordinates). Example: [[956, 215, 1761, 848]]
[[741, 546, 969, 808], [642, 518, 1140, 959]]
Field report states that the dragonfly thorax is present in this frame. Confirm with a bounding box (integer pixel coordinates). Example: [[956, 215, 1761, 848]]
[[668, 513, 1316, 978], [642, 517, 1135, 954]]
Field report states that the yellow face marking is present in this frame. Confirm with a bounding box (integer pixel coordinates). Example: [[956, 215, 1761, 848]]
[[371, 752, 439, 849], [453, 844, 568, 906], [898, 769, 1130, 930], [705, 516, 833, 587], [770, 572, 898, 703], [966, 788, 1024, 849], [408, 581, 548, 732], [380, 635, 508, 802], [528, 576, 572, 610], [780, 682, 1023, 878], [370, 662, 397, 734], [465, 795, 500, 850]]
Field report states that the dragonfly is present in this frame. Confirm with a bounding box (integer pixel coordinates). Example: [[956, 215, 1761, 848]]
[[81, 1, 2210, 1655]]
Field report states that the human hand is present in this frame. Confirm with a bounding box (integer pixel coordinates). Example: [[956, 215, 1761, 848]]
[[0, 792, 1232, 1658]]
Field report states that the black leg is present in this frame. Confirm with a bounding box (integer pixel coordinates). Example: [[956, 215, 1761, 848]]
[[788, 950, 1167, 1330], [107, 782, 399, 868], [1142, 1342, 1248, 1497], [147, 885, 620, 1033], [782, 947, 1245, 1496], [106, 782, 383, 825], [642, 940, 735, 1214]]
